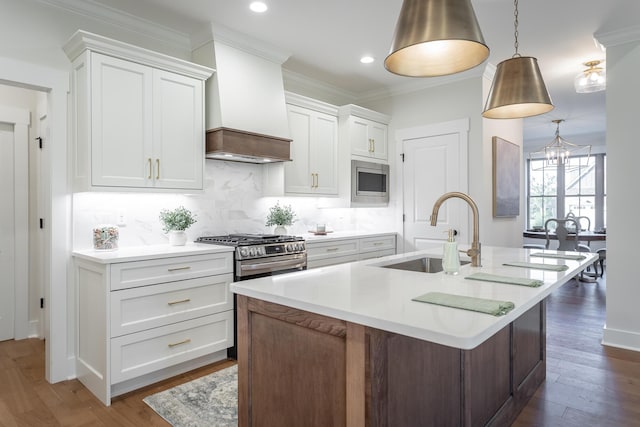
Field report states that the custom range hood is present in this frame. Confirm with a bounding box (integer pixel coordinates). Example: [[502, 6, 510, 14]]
[[192, 25, 292, 163]]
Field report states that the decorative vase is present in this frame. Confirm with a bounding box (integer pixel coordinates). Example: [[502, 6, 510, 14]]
[[93, 224, 119, 251], [274, 226, 287, 235], [169, 230, 188, 246]]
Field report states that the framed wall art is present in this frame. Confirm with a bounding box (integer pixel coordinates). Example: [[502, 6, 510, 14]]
[[492, 136, 520, 217]]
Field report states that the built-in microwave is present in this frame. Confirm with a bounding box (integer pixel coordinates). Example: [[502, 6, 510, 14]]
[[351, 160, 389, 206]]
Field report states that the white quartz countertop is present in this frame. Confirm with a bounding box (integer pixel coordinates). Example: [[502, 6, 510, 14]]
[[72, 242, 233, 263], [230, 246, 598, 350], [303, 230, 396, 242]]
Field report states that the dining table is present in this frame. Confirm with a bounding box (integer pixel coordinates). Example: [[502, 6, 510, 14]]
[[522, 229, 606, 241], [523, 229, 606, 283]]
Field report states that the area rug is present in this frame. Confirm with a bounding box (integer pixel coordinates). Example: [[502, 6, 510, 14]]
[[143, 364, 238, 427]]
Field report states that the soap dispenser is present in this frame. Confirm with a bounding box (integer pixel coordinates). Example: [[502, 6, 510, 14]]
[[442, 229, 460, 275]]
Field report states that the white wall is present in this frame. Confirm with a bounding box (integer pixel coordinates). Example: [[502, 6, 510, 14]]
[[362, 74, 524, 250], [601, 38, 640, 351]]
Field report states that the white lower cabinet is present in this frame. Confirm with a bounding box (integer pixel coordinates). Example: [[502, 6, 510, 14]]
[[306, 233, 396, 268], [74, 251, 234, 405]]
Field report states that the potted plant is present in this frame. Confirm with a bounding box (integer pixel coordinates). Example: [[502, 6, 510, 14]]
[[265, 202, 296, 235], [159, 206, 197, 246]]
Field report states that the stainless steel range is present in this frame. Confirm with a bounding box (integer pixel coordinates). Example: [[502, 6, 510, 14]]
[[195, 234, 307, 280], [195, 233, 307, 359]]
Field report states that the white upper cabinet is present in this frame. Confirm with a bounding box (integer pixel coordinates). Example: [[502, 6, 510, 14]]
[[339, 105, 390, 161], [284, 94, 339, 195], [64, 31, 212, 192]]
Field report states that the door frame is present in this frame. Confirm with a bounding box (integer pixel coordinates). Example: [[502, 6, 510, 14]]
[[395, 118, 469, 254], [0, 56, 71, 383], [0, 105, 30, 340]]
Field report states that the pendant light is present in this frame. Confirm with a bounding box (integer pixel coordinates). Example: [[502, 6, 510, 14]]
[[385, 0, 489, 77], [482, 0, 554, 119], [574, 60, 606, 93]]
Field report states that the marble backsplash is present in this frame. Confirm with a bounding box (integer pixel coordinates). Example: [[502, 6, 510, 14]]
[[73, 160, 397, 250]]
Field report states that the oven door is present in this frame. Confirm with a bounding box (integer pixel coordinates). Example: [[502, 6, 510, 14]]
[[235, 252, 307, 280]]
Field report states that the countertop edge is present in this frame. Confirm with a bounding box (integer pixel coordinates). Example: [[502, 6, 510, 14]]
[[72, 242, 234, 263], [230, 247, 598, 350]]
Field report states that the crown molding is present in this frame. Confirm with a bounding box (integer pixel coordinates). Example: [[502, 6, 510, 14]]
[[191, 23, 291, 65], [37, 0, 191, 50], [356, 63, 488, 103], [63, 30, 213, 80], [595, 24, 640, 48], [282, 69, 359, 103]]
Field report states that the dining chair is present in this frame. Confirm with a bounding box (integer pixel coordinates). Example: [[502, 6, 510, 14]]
[[546, 217, 598, 282], [544, 218, 581, 251], [568, 214, 592, 251]]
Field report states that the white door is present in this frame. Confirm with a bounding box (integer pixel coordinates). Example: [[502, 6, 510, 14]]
[[153, 70, 203, 190], [0, 123, 16, 340], [399, 119, 469, 252], [309, 111, 338, 195], [91, 53, 153, 188], [285, 104, 313, 193]]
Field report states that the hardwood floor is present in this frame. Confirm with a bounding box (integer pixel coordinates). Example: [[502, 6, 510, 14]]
[[1, 273, 639, 426], [513, 274, 640, 427]]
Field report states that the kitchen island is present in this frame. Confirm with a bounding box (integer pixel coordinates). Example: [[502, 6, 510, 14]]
[[230, 246, 598, 426]]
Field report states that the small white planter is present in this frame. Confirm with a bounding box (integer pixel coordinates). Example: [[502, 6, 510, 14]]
[[274, 226, 288, 235], [168, 230, 188, 246]]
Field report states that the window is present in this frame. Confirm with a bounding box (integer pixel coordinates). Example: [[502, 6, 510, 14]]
[[527, 154, 606, 230]]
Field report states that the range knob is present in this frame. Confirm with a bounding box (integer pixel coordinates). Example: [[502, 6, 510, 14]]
[[239, 248, 249, 258], [257, 246, 265, 256], [249, 247, 257, 257]]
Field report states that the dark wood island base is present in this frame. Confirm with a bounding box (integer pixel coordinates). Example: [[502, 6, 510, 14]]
[[237, 295, 546, 427]]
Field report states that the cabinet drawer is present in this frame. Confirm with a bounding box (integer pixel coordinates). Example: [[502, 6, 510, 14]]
[[110, 253, 232, 290], [360, 235, 396, 253], [110, 311, 233, 384], [306, 239, 359, 261], [359, 249, 396, 261], [110, 274, 233, 337], [308, 254, 360, 269]]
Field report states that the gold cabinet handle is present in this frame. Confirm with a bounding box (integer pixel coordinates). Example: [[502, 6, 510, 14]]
[[167, 298, 191, 306], [373, 242, 384, 246], [147, 158, 152, 179], [315, 173, 319, 188], [156, 158, 160, 180], [167, 266, 191, 272], [326, 247, 339, 252], [168, 338, 191, 348], [371, 138, 375, 153]]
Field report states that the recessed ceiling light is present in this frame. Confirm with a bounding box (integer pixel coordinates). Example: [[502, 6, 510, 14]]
[[250, 2, 268, 13], [360, 56, 375, 64]]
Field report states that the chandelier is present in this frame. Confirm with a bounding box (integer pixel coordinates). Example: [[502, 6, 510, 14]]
[[529, 120, 591, 170], [574, 60, 606, 93]]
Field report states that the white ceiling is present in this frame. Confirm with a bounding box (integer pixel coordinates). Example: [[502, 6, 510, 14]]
[[87, 0, 640, 146]]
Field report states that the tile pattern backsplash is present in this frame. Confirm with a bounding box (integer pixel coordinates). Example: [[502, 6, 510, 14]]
[[72, 160, 395, 250]]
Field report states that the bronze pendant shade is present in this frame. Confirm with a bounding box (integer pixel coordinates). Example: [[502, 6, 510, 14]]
[[385, 0, 489, 77], [482, 56, 554, 119]]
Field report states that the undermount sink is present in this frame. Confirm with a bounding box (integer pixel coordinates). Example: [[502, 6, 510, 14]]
[[379, 256, 470, 273]]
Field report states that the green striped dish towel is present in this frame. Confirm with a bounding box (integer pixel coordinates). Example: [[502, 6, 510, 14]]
[[530, 252, 586, 261], [465, 272, 543, 287], [412, 292, 515, 316], [503, 261, 569, 271]]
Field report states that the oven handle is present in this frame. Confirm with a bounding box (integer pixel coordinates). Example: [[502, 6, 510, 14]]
[[239, 257, 307, 272]]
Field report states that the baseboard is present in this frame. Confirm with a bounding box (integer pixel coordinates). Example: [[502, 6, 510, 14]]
[[602, 324, 640, 352]]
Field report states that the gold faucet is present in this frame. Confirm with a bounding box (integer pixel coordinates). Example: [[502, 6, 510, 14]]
[[429, 192, 481, 267]]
